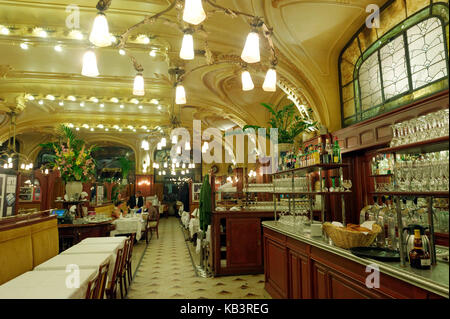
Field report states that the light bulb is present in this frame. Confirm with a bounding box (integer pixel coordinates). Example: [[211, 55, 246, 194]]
[[149, 50, 156, 57], [54, 45, 63, 52], [119, 49, 126, 56], [185, 141, 191, 150], [241, 70, 254, 91], [7, 157, 12, 163], [8, 162, 13, 168], [180, 33, 194, 60], [177, 146, 182, 155], [241, 31, 260, 63], [21, 164, 25, 169], [263, 68, 277, 92], [45, 169, 49, 175], [133, 73, 145, 96], [161, 138, 167, 147], [164, 162, 168, 168], [172, 135, 178, 144], [183, 0, 206, 25], [20, 42, 29, 50], [89, 12, 112, 47], [157, 142, 162, 150], [82, 50, 99, 77], [0, 25, 10, 35], [175, 84, 186, 104], [3, 164, 7, 169]]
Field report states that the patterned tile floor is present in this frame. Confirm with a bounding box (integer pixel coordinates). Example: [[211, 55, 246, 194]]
[[127, 217, 270, 299]]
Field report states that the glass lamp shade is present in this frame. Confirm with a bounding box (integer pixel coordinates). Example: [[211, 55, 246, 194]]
[[133, 74, 145, 96], [172, 135, 178, 144], [263, 68, 277, 92], [157, 142, 162, 150], [82, 50, 99, 77], [89, 12, 112, 47], [241, 32, 260, 63], [176, 85, 187, 104], [141, 140, 149, 150], [241, 71, 254, 91], [176, 146, 182, 155], [180, 34, 195, 60], [161, 138, 167, 147], [183, 0, 206, 25]]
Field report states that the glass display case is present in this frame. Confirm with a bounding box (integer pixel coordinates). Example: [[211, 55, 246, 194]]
[[272, 163, 351, 228], [368, 120, 449, 267]]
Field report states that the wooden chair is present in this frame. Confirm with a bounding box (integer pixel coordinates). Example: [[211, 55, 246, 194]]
[[126, 233, 136, 286], [141, 214, 150, 244], [95, 261, 110, 299], [118, 237, 130, 299], [85, 261, 110, 299], [105, 247, 124, 299], [149, 211, 160, 239], [85, 272, 99, 299]]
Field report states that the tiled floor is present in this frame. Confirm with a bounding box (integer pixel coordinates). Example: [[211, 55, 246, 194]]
[[126, 217, 269, 299]]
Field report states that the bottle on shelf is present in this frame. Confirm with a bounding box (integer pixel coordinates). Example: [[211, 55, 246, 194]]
[[409, 229, 431, 270], [325, 138, 332, 164], [332, 138, 341, 164]]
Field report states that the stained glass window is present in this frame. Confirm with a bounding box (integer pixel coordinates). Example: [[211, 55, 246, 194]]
[[380, 35, 409, 100], [342, 4, 449, 127], [359, 52, 383, 110], [407, 17, 448, 90]]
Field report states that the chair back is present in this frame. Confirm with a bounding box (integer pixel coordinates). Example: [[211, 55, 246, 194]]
[[85, 272, 99, 299], [95, 261, 110, 299], [127, 233, 135, 262], [120, 238, 130, 275], [110, 247, 123, 286]]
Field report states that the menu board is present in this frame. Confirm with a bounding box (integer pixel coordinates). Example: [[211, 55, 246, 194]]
[[0, 174, 17, 217]]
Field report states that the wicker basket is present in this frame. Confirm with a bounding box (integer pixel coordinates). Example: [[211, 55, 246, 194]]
[[322, 222, 382, 249]]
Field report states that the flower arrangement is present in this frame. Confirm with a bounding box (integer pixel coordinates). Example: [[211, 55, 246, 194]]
[[40, 125, 98, 182]]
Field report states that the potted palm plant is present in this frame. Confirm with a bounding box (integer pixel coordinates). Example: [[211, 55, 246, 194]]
[[118, 156, 134, 185], [40, 125, 99, 200], [243, 103, 317, 153]]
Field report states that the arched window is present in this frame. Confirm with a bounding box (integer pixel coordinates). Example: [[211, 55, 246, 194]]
[[340, 3, 449, 127]]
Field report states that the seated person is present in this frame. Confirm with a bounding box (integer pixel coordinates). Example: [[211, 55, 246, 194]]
[[112, 200, 127, 219], [144, 201, 158, 221]]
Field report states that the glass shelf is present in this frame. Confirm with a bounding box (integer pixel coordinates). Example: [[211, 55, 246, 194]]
[[376, 136, 449, 155], [272, 163, 350, 175]]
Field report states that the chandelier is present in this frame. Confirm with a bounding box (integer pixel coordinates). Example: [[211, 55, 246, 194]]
[[0, 112, 34, 171], [83, 0, 278, 102]]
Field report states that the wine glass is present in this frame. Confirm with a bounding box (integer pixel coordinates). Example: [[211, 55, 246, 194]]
[[342, 180, 352, 192]]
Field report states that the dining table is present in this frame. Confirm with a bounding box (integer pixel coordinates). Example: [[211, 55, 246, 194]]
[[110, 215, 146, 241], [33, 253, 112, 272], [0, 269, 97, 299]]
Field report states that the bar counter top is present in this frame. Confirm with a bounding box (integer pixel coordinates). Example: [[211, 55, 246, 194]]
[[262, 221, 449, 298]]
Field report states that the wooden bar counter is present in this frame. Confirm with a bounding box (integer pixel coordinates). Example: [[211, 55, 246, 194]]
[[262, 221, 449, 299], [211, 210, 276, 276]]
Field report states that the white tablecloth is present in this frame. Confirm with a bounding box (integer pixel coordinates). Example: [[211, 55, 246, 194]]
[[34, 253, 111, 271], [61, 243, 121, 256], [78, 236, 127, 247], [110, 216, 144, 241], [0, 269, 97, 299], [34, 253, 114, 283]]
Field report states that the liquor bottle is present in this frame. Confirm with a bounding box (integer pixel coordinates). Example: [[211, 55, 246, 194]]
[[409, 229, 431, 270], [332, 139, 341, 164], [325, 139, 332, 164], [318, 137, 326, 164]]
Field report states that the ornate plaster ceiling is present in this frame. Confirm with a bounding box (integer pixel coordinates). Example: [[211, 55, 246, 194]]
[[0, 0, 388, 172]]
